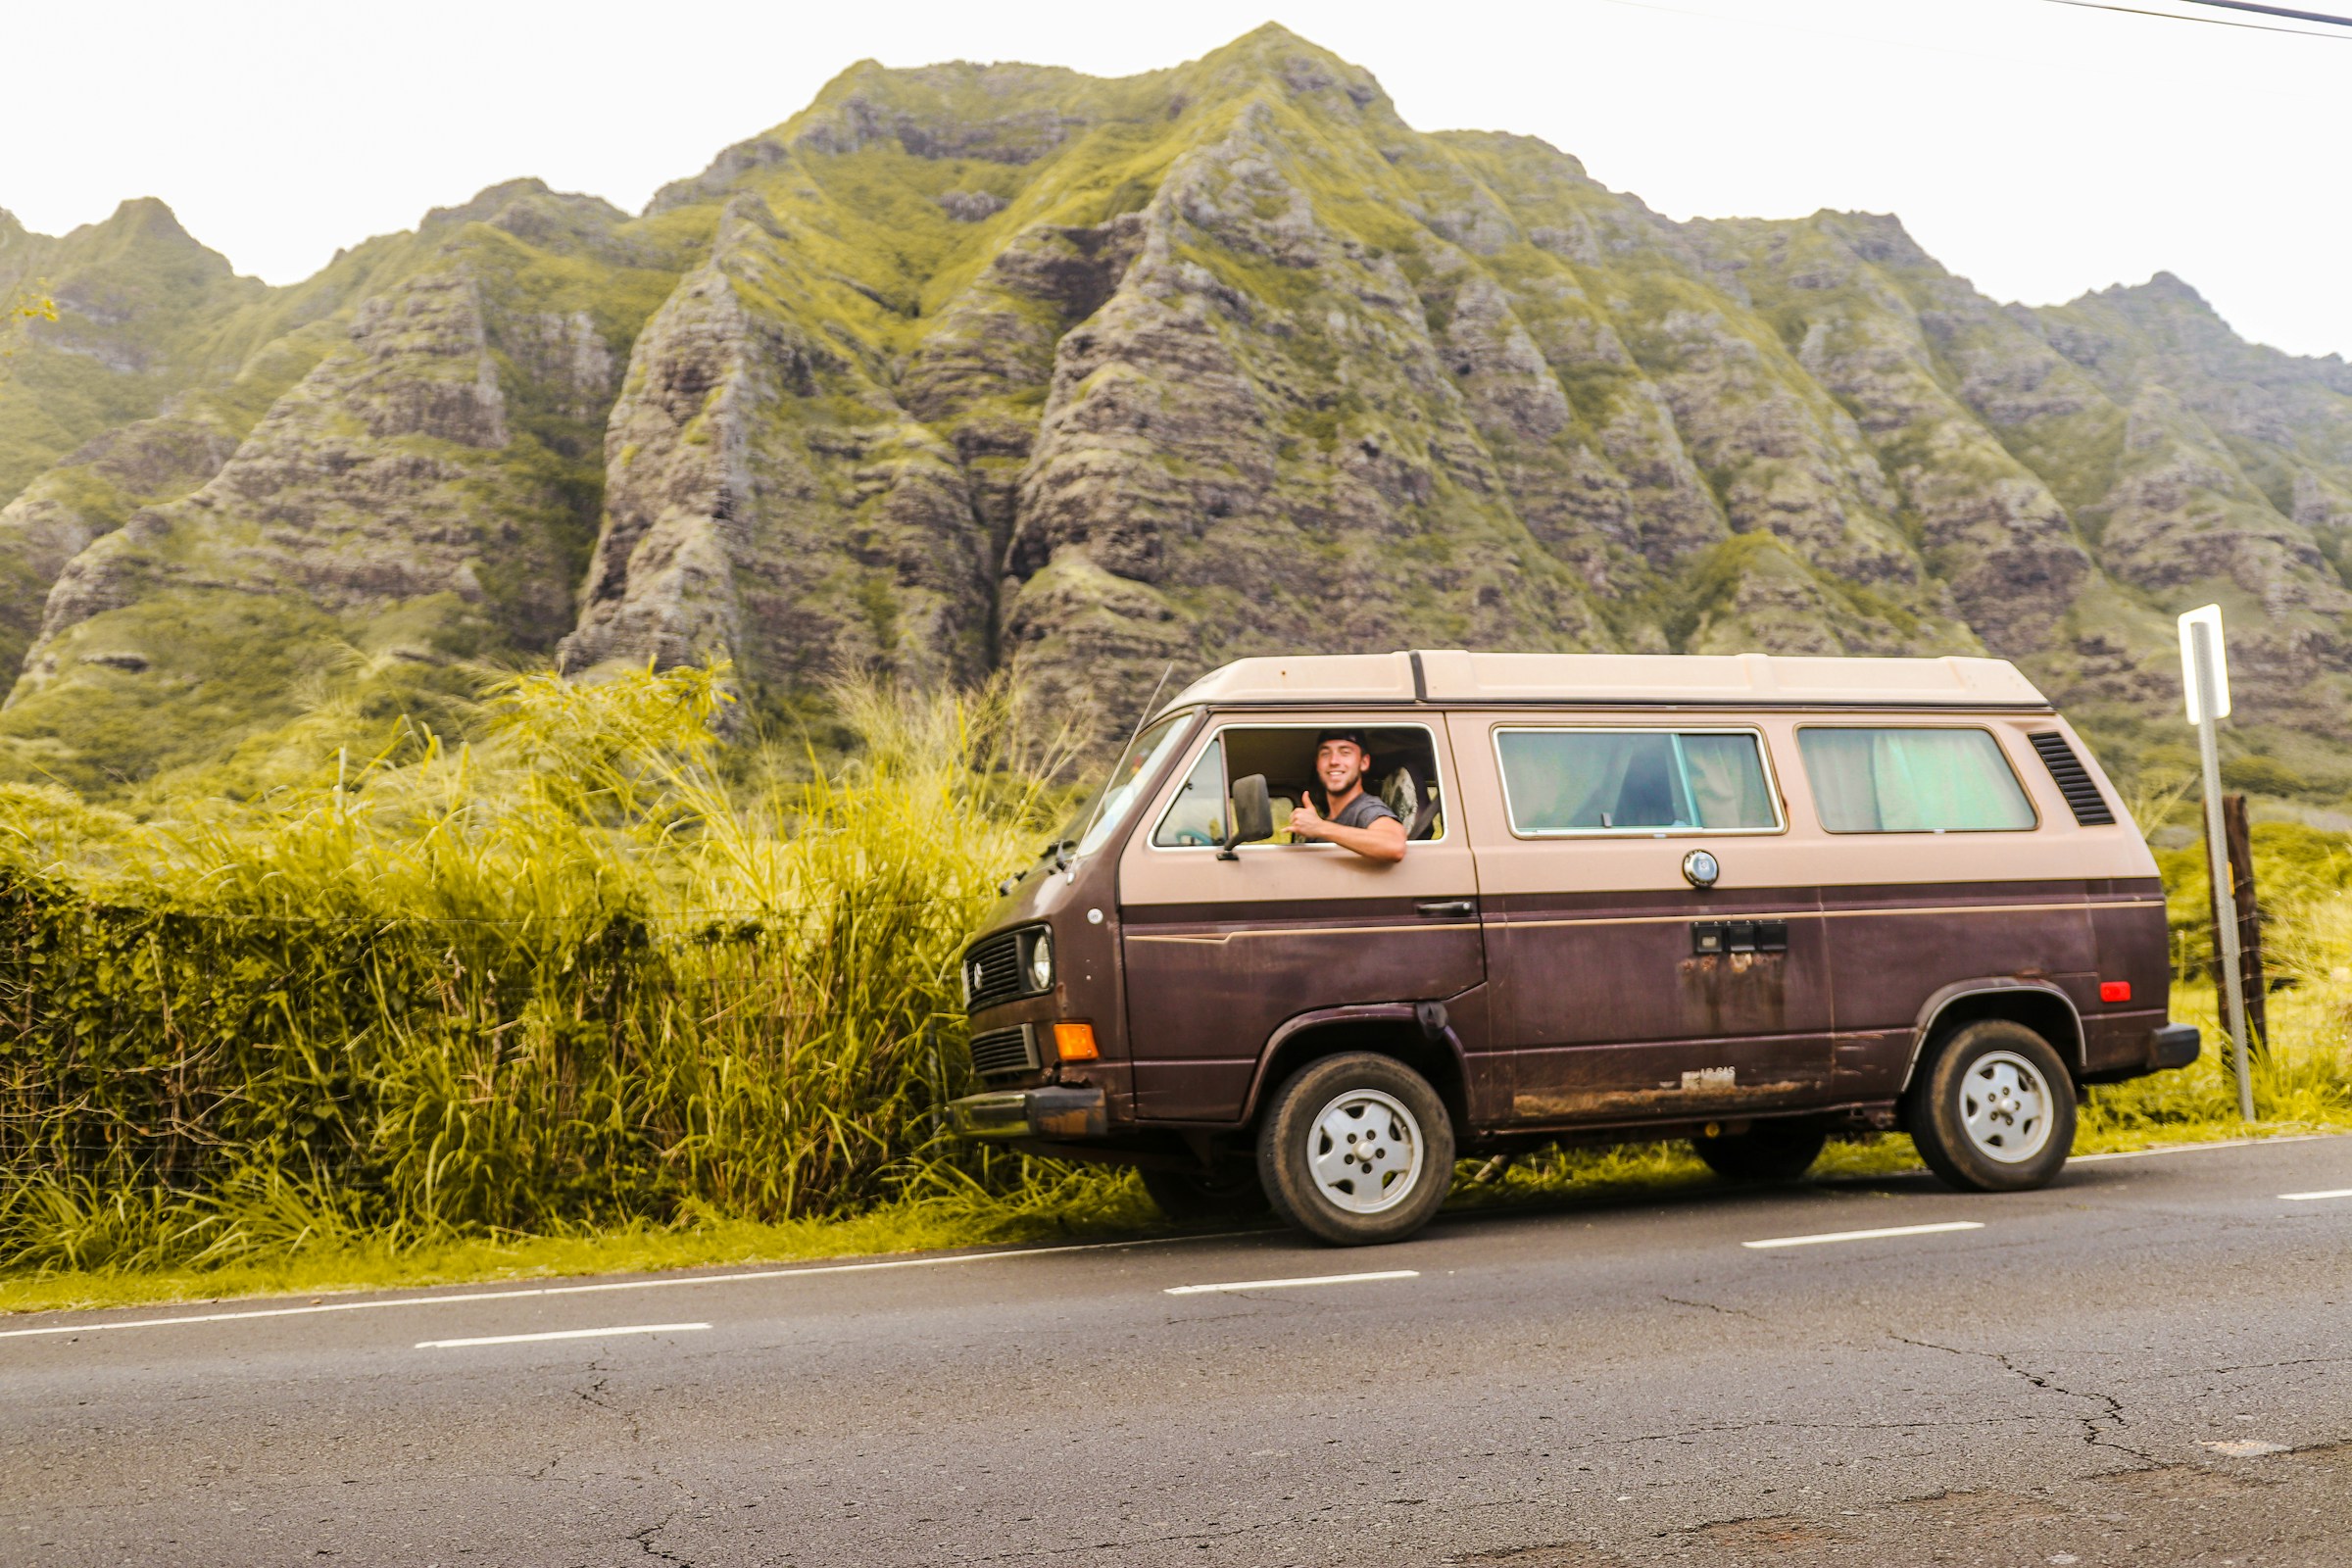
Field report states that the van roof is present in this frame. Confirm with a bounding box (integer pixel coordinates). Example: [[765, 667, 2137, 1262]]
[[1161, 651, 2051, 712]]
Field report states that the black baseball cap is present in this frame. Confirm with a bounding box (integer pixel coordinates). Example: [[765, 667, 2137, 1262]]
[[1314, 728, 1374, 754]]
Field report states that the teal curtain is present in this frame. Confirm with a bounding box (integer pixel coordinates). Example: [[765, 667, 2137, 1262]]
[[1798, 728, 2034, 833], [1680, 732, 1777, 829]]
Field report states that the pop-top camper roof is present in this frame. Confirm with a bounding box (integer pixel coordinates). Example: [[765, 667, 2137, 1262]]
[[1160, 651, 2050, 714]]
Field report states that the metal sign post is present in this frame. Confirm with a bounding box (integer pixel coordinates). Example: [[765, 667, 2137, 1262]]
[[2180, 605, 2256, 1122]]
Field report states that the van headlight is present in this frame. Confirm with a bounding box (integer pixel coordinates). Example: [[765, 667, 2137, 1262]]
[[1027, 929, 1054, 991]]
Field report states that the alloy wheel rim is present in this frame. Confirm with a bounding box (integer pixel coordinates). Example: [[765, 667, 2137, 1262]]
[[1959, 1050, 2054, 1164], [1306, 1088, 1424, 1213]]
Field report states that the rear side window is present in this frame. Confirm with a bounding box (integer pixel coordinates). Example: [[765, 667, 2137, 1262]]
[[1494, 729, 1780, 836], [1797, 727, 2035, 833]]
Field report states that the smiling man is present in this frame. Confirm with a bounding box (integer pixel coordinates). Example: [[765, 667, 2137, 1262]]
[[1289, 729, 1407, 862]]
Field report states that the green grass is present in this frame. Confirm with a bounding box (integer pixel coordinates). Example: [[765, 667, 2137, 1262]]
[[0, 1159, 1155, 1316]]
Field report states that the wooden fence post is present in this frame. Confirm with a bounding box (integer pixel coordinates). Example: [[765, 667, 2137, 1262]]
[[2206, 792, 2267, 1053]]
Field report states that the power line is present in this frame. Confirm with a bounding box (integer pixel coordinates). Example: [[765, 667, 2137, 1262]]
[[2180, 0, 2352, 25], [2046, 0, 2352, 35]]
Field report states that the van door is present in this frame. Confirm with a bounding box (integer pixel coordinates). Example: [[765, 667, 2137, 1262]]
[[1447, 712, 1836, 1124], [1115, 716, 1491, 1123]]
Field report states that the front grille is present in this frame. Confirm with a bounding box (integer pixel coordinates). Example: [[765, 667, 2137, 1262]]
[[967, 1024, 1039, 1079], [2028, 732, 2117, 826], [962, 928, 1030, 1012]]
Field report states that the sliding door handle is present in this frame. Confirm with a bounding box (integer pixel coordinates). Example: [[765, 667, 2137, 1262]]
[[1415, 900, 1476, 919]]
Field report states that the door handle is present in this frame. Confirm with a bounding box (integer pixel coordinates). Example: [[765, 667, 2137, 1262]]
[[1416, 900, 1476, 919]]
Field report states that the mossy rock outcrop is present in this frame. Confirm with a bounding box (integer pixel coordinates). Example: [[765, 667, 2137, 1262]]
[[3, 25, 2350, 802]]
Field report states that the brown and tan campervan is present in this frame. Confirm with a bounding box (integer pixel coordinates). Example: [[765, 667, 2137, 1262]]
[[948, 651, 2198, 1246]]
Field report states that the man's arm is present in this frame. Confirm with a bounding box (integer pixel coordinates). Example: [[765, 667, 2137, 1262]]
[[1288, 797, 1407, 863]]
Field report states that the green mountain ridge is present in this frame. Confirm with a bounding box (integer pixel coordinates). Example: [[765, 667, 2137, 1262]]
[[2, 24, 2348, 804]]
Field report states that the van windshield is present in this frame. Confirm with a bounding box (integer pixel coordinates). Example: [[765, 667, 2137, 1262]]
[[1061, 711, 1195, 859]]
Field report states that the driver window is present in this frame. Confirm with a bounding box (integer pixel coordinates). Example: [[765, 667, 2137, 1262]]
[[1153, 724, 1446, 847], [1152, 740, 1230, 848]]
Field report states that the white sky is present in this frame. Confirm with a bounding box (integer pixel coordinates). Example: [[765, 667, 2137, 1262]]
[[7, 0, 2347, 359]]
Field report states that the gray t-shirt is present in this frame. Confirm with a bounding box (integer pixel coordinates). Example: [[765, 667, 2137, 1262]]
[[1330, 792, 1402, 831]]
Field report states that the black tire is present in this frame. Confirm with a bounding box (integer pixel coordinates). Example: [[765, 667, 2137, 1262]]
[[1691, 1122, 1827, 1182], [1139, 1163, 1270, 1222], [1905, 1018, 2076, 1193], [1255, 1053, 1455, 1247]]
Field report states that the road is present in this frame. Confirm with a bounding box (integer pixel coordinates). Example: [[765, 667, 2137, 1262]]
[[6, 1137, 2352, 1567]]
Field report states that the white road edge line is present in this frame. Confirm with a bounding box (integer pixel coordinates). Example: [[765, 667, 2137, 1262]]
[[0, 1230, 1262, 1342], [1744, 1220, 1984, 1250], [1164, 1270, 1418, 1296], [2074, 1133, 2335, 1163], [417, 1322, 709, 1349], [2279, 1188, 2352, 1201]]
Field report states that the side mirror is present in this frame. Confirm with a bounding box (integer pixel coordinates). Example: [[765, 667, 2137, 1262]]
[[1220, 774, 1274, 860]]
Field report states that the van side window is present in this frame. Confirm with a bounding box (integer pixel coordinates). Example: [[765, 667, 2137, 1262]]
[[1494, 729, 1779, 835], [1796, 727, 2036, 833], [1152, 740, 1229, 847]]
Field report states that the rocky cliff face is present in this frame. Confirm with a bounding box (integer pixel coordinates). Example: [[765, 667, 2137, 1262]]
[[4, 26, 2350, 800]]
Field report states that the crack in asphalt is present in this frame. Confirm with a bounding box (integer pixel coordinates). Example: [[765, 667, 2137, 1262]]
[[1659, 1294, 1769, 1324], [1612, 1414, 2039, 1446], [1889, 1334, 2154, 1465], [574, 1360, 646, 1447], [631, 1509, 693, 1565]]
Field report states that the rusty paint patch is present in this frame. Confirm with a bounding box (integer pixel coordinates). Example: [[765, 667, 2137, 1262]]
[[1513, 1081, 1809, 1120], [1678, 950, 1788, 1035]]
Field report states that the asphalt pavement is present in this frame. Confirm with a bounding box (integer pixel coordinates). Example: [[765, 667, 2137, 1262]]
[[6, 1135, 2352, 1567]]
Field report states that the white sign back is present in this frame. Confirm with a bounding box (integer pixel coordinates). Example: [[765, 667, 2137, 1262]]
[[2178, 604, 2230, 724]]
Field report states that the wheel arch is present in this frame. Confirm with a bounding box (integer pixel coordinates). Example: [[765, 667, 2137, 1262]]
[[1900, 980, 2085, 1097], [1237, 1004, 1469, 1134]]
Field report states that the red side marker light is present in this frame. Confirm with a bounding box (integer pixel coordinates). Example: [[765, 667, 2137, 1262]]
[[2100, 981, 2132, 1004]]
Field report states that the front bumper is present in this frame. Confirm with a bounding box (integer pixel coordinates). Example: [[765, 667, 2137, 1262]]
[[948, 1084, 1109, 1141], [2152, 1022, 2201, 1071]]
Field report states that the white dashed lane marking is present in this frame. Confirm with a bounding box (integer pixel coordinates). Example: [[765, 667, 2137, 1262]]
[[416, 1322, 710, 1349], [1744, 1221, 1984, 1250], [2279, 1188, 2352, 1201], [0, 1230, 1257, 1342], [1164, 1271, 1419, 1296]]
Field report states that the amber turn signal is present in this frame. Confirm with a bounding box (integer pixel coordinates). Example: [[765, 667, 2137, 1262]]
[[2099, 980, 2132, 1004], [1053, 1022, 1100, 1061]]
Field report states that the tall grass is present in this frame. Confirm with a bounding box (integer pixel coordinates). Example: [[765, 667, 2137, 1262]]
[[2084, 874, 2352, 1139], [0, 663, 1087, 1274]]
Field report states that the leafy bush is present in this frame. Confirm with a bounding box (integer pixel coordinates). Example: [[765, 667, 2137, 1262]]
[[0, 663, 1080, 1271]]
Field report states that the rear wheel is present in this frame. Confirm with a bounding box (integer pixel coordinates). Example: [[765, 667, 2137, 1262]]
[[1691, 1122, 1826, 1182], [1140, 1163, 1270, 1222], [1256, 1053, 1455, 1246], [1906, 1019, 2075, 1192]]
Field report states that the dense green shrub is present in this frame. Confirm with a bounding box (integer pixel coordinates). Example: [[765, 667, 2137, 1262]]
[[0, 664, 1077, 1269]]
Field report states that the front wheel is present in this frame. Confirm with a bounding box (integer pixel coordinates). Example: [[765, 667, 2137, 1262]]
[[1906, 1019, 2075, 1192], [1256, 1053, 1455, 1246]]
